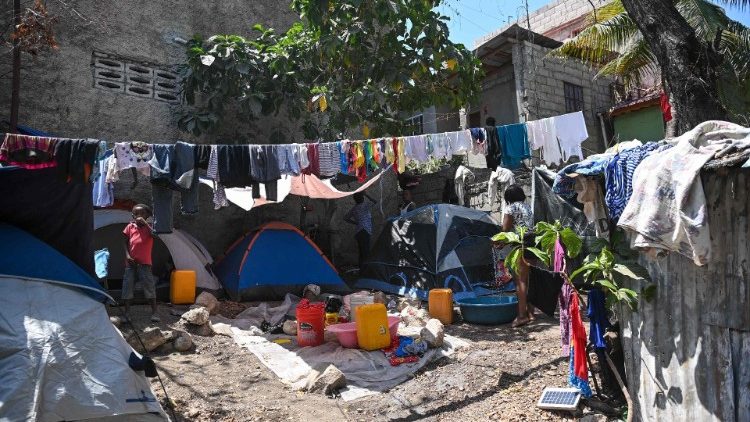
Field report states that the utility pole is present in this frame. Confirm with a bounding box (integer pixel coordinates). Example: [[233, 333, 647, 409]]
[[10, 0, 21, 133]]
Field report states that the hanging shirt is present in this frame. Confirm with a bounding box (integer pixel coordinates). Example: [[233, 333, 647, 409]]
[[339, 141, 351, 174], [295, 144, 310, 170], [406, 135, 429, 163], [114, 141, 153, 178], [451, 130, 473, 155], [207, 145, 228, 209], [470, 128, 487, 156], [397, 137, 407, 173], [318, 142, 341, 177], [498, 124, 530, 169], [218, 145, 253, 188], [553, 111, 588, 162], [302, 143, 320, 176], [92, 152, 114, 207], [485, 126, 501, 169], [587, 288, 610, 349], [277, 144, 301, 176], [528, 118, 564, 166], [249, 145, 281, 183]]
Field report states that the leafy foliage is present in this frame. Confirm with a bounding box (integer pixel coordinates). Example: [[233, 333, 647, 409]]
[[492, 226, 550, 276], [570, 247, 645, 310], [534, 220, 583, 261], [179, 0, 482, 141]]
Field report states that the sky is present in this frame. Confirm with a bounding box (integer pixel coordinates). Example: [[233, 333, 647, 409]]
[[438, 0, 750, 48]]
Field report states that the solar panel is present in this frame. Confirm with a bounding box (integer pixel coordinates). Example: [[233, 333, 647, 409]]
[[536, 388, 581, 411]]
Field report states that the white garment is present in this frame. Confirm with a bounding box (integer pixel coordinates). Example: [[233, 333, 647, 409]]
[[92, 155, 114, 207], [432, 133, 450, 159], [295, 144, 310, 170], [574, 177, 609, 239], [605, 139, 642, 154], [451, 130, 473, 154], [618, 121, 750, 265], [406, 135, 429, 163], [528, 118, 563, 166], [454, 165, 474, 207], [112, 142, 153, 179], [553, 111, 588, 161], [488, 167, 515, 211]]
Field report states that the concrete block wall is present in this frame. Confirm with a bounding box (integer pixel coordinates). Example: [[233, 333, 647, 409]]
[[516, 41, 613, 154]]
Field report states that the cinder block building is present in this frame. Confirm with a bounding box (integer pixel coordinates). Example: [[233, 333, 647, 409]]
[[468, 0, 614, 156]]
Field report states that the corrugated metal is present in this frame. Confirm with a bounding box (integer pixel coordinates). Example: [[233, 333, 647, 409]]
[[620, 169, 750, 422]]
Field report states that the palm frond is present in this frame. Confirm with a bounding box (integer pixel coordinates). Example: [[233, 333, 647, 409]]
[[676, 0, 729, 41], [583, 0, 625, 25], [715, 0, 749, 10], [596, 35, 658, 88], [720, 20, 750, 78], [553, 11, 639, 65]]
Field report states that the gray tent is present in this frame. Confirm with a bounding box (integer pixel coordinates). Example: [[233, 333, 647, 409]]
[[356, 204, 500, 300]]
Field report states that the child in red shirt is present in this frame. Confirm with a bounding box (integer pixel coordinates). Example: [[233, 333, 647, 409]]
[[122, 204, 159, 322]]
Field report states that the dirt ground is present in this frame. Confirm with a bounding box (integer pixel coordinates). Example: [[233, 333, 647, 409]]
[[117, 303, 617, 422]]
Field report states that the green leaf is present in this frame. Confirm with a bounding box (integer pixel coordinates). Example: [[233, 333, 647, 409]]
[[642, 284, 657, 302], [560, 228, 583, 258], [492, 231, 520, 244], [612, 263, 645, 280], [505, 248, 522, 276], [595, 279, 619, 292], [570, 262, 600, 281], [600, 248, 615, 268], [526, 247, 551, 266]]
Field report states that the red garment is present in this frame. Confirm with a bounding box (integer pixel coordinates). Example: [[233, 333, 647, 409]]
[[660, 93, 672, 122], [392, 138, 399, 174], [303, 144, 320, 176], [123, 222, 154, 265], [570, 293, 588, 383]]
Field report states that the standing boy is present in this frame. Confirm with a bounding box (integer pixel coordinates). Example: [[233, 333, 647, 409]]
[[345, 192, 376, 268], [123, 204, 160, 322]]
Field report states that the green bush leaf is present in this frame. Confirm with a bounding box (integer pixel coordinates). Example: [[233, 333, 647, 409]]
[[560, 228, 582, 258], [613, 263, 645, 280], [595, 279, 619, 292], [526, 247, 551, 266]]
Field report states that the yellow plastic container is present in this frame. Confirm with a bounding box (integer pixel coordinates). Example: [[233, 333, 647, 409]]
[[355, 303, 391, 351], [170, 270, 196, 305], [429, 288, 453, 325]]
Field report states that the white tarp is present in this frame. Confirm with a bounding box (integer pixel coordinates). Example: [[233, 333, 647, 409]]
[[0, 276, 168, 421]]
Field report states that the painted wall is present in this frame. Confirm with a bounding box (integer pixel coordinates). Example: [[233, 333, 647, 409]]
[[613, 106, 665, 142]]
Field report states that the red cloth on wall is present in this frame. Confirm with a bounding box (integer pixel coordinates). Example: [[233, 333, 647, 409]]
[[660, 93, 673, 122]]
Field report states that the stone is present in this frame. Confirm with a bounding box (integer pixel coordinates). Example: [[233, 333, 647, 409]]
[[373, 291, 387, 305], [130, 327, 170, 352], [420, 318, 445, 348], [174, 333, 194, 352], [181, 307, 210, 326], [397, 298, 421, 312], [400, 306, 430, 327], [305, 364, 347, 395], [193, 291, 219, 315], [283, 320, 297, 336]]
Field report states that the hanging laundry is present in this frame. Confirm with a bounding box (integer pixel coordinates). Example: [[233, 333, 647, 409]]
[[604, 142, 670, 222], [301, 143, 320, 177], [207, 145, 228, 210], [295, 143, 310, 170], [277, 144, 301, 176], [453, 165, 474, 207], [200, 175, 293, 212], [353, 142, 367, 182], [553, 153, 614, 198], [339, 141, 351, 174], [485, 126, 501, 169], [433, 132, 450, 159], [451, 129, 473, 155], [553, 111, 588, 162], [587, 287, 610, 349], [660, 92, 672, 122], [618, 121, 750, 266], [397, 137, 407, 173], [113, 141, 154, 179], [469, 128, 486, 156], [384, 138, 396, 166], [92, 150, 114, 207], [0, 134, 58, 169], [150, 142, 199, 233], [498, 124, 530, 169], [250, 145, 281, 201], [54, 138, 101, 182], [317, 142, 340, 178], [574, 177, 609, 239], [488, 166, 515, 211], [194, 144, 212, 169], [527, 266, 565, 317], [406, 135, 429, 163], [217, 145, 254, 188], [569, 292, 593, 397], [527, 118, 564, 166]]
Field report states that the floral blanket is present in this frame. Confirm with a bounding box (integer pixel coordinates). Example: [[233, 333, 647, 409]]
[[618, 121, 750, 265]]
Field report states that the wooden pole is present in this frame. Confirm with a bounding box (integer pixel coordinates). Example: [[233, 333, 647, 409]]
[[9, 0, 21, 133]]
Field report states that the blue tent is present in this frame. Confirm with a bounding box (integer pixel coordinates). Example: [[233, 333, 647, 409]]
[[0, 224, 112, 303], [215, 222, 349, 301]]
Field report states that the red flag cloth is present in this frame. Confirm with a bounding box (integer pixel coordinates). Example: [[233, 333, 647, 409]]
[[660, 93, 673, 122]]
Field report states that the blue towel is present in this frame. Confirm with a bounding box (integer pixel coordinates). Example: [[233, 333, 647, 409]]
[[94, 248, 110, 279], [587, 288, 610, 349], [498, 124, 530, 169]]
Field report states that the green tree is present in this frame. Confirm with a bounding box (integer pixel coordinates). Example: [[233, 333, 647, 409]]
[[179, 0, 482, 141], [555, 0, 750, 129]]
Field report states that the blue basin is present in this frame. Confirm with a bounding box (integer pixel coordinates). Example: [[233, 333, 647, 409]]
[[457, 296, 518, 325]]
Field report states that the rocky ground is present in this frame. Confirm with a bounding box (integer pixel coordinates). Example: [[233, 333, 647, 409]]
[[115, 303, 620, 422]]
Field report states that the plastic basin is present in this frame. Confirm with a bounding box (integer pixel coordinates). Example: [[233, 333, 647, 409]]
[[457, 296, 518, 325], [326, 316, 400, 348]]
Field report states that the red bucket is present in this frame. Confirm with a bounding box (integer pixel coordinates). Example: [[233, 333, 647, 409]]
[[296, 300, 326, 347]]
